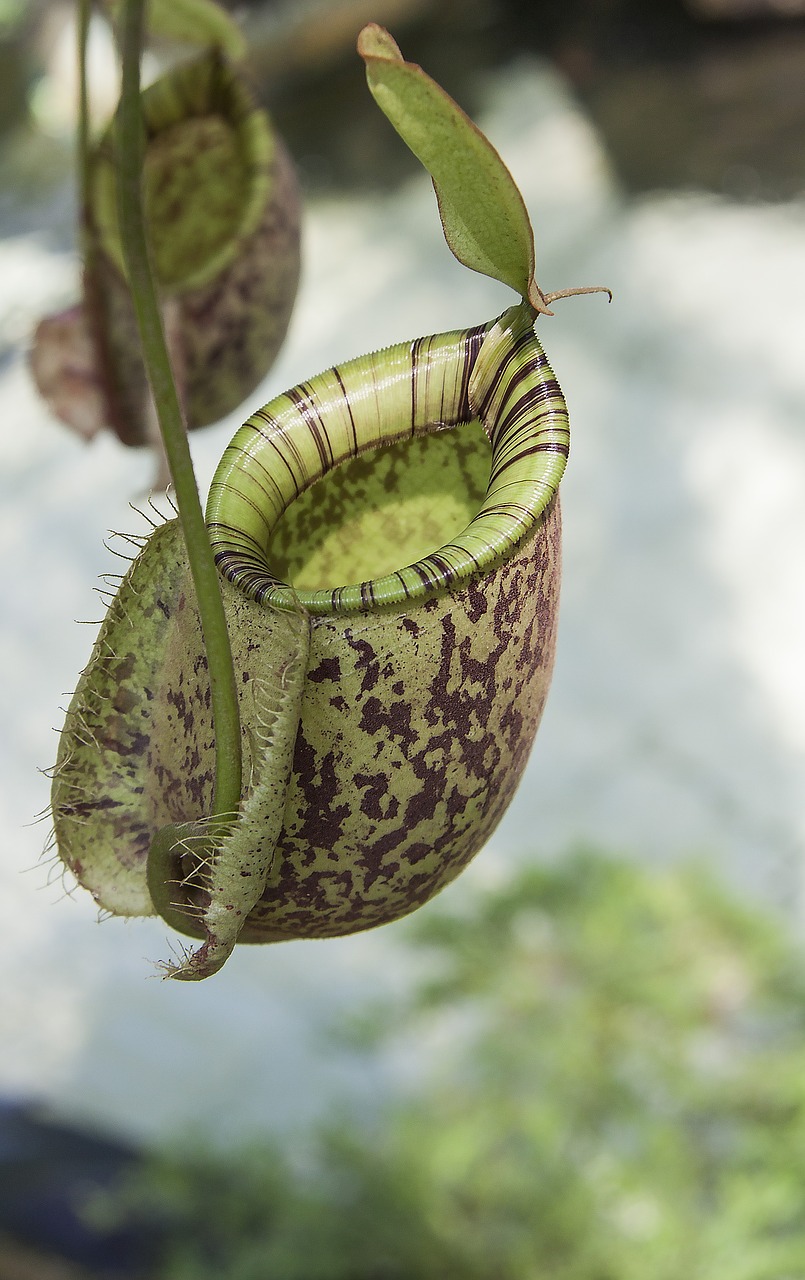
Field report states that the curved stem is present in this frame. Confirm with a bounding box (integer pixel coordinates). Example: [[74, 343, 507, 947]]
[[147, 824, 207, 941], [116, 0, 242, 819]]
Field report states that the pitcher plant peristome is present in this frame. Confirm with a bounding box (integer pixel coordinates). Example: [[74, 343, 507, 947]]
[[50, 20, 610, 980]]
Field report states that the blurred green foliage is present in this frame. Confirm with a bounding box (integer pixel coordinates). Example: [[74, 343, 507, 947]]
[[0, 0, 24, 37], [126, 851, 805, 1279]]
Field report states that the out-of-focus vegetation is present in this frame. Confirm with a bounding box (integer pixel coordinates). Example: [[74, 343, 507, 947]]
[[6, 1, 805, 202], [116, 851, 805, 1279]]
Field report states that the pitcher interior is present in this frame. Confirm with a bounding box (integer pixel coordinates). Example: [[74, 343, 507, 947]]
[[268, 418, 491, 590]]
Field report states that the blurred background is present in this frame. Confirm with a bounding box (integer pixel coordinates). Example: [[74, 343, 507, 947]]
[[1, 0, 805, 1274]]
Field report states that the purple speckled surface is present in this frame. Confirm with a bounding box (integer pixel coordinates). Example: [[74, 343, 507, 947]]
[[1, 59, 804, 1146]]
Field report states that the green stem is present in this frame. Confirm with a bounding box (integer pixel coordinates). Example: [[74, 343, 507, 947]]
[[116, 0, 242, 820], [77, 0, 92, 227]]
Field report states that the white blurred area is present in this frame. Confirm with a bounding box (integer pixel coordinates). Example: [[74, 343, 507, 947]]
[[29, 5, 155, 135], [1, 49, 804, 1145]]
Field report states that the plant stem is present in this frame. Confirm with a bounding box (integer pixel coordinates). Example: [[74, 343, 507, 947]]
[[76, 0, 91, 226], [116, 0, 242, 820]]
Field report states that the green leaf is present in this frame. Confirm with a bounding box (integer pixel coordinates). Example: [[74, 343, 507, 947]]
[[357, 23, 536, 304]]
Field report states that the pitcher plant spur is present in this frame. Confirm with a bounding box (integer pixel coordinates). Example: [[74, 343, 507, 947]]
[[49, 22, 610, 980]]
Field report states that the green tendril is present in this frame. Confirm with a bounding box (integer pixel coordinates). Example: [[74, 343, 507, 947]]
[[116, 0, 242, 820]]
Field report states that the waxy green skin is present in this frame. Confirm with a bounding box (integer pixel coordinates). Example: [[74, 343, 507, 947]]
[[48, 22, 589, 980], [52, 303, 568, 981], [51, 488, 561, 977]]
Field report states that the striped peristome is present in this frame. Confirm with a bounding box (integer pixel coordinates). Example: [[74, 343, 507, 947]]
[[206, 302, 568, 612], [46, 12, 591, 979], [50, 298, 568, 979]]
